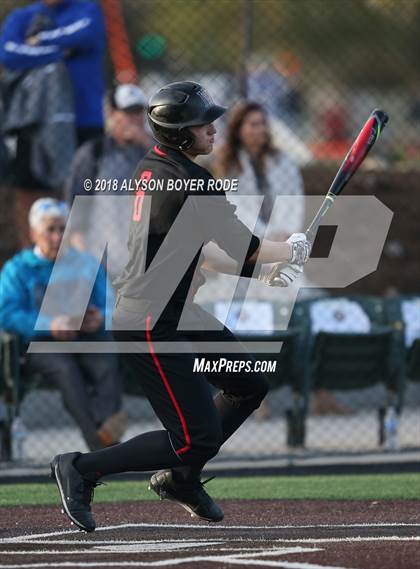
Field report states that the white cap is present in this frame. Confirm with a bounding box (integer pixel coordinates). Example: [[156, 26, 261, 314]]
[[29, 198, 69, 228], [111, 84, 147, 111]]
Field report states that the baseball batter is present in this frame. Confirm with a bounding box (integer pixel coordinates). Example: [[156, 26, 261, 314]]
[[51, 81, 311, 532]]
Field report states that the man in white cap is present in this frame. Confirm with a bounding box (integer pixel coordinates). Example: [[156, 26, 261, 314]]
[[0, 198, 126, 451], [65, 84, 151, 279]]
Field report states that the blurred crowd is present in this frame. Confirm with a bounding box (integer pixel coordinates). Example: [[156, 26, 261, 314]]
[[0, 1, 418, 450]]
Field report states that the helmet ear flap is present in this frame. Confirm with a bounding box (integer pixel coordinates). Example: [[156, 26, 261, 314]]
[[178, 128, 194, 151], [147, 118, 195, 151]]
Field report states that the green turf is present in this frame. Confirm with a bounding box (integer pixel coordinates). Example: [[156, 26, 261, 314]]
[[1, 473, 419, 507]]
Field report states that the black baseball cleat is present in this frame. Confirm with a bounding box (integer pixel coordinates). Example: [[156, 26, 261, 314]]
[[149, 470, 224, 523], [50, 452, 100, 532]]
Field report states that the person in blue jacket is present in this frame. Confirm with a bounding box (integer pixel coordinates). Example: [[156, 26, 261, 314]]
[[0, 198, 126, 451], [0, 0, 106, 144]]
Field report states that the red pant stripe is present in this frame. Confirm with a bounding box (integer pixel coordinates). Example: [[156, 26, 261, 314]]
[[145, 315, 191, 456]]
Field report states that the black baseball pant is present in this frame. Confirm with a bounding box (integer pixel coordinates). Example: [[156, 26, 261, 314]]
[[75, 299, 268, 478]]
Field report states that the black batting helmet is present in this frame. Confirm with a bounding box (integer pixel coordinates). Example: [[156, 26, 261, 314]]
[[147, 81, 226, 150]]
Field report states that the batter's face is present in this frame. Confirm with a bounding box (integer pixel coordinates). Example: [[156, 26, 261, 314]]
[[239, 110, 269, 150], [188, 123, 216, 156], [30, 216, 66, 260]]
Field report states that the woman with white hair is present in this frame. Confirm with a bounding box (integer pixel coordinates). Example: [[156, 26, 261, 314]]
[[0, 198, 126, 450]]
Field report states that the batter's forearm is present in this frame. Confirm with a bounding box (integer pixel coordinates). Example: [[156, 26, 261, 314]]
[[201, 242, 261, 277], [248, 240, 291, 264], [201, 242, 243, 275]]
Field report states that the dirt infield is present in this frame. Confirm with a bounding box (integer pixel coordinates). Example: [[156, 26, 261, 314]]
[[0, 500, 419, 568]]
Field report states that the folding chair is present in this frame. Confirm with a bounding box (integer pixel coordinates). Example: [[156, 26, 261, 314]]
[[385, 295, 420, 384], [293, 295, 401, 447], [0, 331, 21, 460]]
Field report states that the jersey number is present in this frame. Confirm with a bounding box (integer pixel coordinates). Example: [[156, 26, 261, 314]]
[[132, 170, 152, 222]]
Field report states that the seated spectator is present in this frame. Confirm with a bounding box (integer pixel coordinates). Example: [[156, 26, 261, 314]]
[[210, 101, 306, 420], [311, 103, 351, 160], [0, 198, 126, 450], [65, 84, 151, 280], [0, 0, 106, 248]]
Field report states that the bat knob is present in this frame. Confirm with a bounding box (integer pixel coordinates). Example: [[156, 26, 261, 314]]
[[372, 108, 389, 127]]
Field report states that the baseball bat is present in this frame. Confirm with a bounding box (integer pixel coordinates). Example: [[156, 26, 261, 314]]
[[305, 108, 389, 243]]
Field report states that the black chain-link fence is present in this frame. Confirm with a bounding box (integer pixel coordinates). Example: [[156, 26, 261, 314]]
[[0, 0, 419, 465]]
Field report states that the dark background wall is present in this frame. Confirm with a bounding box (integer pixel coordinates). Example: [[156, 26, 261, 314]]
[[301, 166, 419, 296]]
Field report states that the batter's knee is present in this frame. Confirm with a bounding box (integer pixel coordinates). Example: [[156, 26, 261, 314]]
[[246, 375, 270, 410], [178, 425, 223, 464], [223, 373, 269, 411]]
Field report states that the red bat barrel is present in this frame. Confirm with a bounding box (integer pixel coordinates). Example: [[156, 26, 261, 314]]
[[330, 109, 389, 196]]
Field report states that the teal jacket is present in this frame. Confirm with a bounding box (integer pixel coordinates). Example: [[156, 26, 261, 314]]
[[0, 248, 113, 343]]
